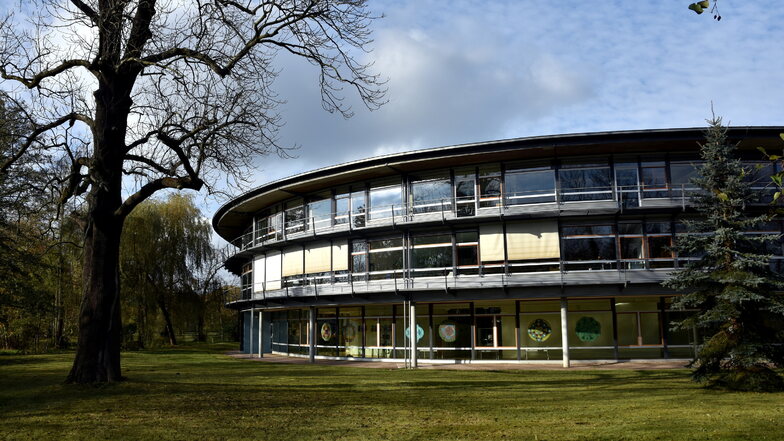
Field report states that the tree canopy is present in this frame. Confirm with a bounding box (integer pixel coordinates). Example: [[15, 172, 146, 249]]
[[0, 0, 385, 383]]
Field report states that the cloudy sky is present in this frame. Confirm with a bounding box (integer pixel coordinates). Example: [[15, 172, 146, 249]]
[[231, 0, 783, 194], [8, 1, 783, 225]]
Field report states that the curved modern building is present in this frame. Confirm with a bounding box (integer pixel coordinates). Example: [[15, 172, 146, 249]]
[[213, 127, 784, 365]]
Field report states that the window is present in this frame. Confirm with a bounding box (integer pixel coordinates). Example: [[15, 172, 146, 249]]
[[478, 165, 502, 208], [559, 164, 612, 202], [240, 263, 252, 299], [505, 168, 556, 205], [506, 220, 561, 273], [411, 175, 452, 214], [641, 161, 668, 198], [369, 184, 402, 220], [335, 192, 350, 225], [744, 161, 777, 203], [618, 222, 644, 269], [308, 197, 332, 231], [454, 169, 476, 216], [267, 211, 283, 241], [615, 164, 640, 208], [285, 202, 306, 235], [645, 221, 674, 268], [368, 238, 404, 278], [351, 190, 366, 227], [351, 240, 367, 281], [562, 224, 617, 270], [456, 231, 479, 275], [411, 234, 453, 277]]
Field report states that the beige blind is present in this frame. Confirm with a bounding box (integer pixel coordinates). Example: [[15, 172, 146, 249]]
[[332, 240, 349, 271], [305, 241, 332, 274], [479, 224, 505, 262], [252, 255, 266, 293], [506, 220, 560, 260], [265, 251, 281, 290], [282, 246, 304, 277]]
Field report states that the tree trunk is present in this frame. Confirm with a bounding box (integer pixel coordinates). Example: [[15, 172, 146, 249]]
[[158, 294, 177, 346], [66, 74, 132, 383], [66, 207, 124, 383]]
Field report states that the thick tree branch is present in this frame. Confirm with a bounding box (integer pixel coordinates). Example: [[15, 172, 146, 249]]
[[116, 176, 203, 219], [0, 112, 94, 174], [1, 59, 93, 89], [70, 0, 99, 24]]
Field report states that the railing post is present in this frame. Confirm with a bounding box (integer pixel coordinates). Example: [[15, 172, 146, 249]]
[[560, 297, 570, 368]]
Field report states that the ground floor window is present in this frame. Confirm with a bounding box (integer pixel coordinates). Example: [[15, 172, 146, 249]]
[[264, 295, 700, 361]]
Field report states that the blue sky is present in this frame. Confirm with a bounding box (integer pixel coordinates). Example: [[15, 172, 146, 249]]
[[233, 0, 784, 196]]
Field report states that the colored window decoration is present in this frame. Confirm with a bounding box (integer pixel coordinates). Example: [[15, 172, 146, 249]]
[[320, 323, 333, 342], [343, 324, 356, 343], [438, 322, 457, 342], [575, 316, 601, 342], [527, 319, 552, 342], [405, 324, 425, 342]]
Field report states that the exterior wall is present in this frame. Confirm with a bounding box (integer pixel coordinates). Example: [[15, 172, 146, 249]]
[[216, 129, 784, 362]]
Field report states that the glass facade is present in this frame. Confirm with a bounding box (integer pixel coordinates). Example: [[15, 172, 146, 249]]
[[228, 136, 784, 364], [267, 297, 689, 361]]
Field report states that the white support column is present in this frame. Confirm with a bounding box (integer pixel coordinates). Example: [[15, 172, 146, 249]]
[[309, 306, 316, 363], [409, 301, 417, 368], [250, 307, 255, 356], [560, 297, 570, 368], [259, 309, 264, 358]]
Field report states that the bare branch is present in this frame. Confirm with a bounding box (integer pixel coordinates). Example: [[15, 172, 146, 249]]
[[116, 176, 203, 219]]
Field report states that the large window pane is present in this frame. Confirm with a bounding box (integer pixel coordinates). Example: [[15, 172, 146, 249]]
[[308, 198, 332, 231], [641, 164, 668, 198], [335, 193, 349, 225], [412, 179, 452, 213], [351, 190, 366, 227], [505, 170, 556, 205], [559, 167, 612, 201], [369, 185, 402, 220], [479, 166, 501, 208]]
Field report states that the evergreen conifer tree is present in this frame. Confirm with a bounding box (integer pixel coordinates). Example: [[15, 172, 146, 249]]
[[664, 117, 784, 391]]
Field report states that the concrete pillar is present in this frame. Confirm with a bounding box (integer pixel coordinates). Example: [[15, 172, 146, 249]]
[[309, 306, 316, 363], [250, 307, 256, 357], [409, 301, 417, 368], [560, 297, 570, 368], [258, 310, 263, 358]]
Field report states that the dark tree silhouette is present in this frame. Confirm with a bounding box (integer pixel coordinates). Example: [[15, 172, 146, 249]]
[[0, 0, 385, 383]]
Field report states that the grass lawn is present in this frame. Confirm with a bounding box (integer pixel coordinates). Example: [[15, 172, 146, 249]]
[[0, 345, 782, 440]]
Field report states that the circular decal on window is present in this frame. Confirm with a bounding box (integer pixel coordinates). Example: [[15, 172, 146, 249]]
[[527, 319, 552, 342], [438, 322, 457, 342], [343, 324, 356, 343], [405, 324, 425, 342], [575, 316, 601, 342], [320, 323, 333, 342]]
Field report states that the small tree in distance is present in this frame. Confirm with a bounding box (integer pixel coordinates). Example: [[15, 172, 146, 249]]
[[664, 117, 784, 391]]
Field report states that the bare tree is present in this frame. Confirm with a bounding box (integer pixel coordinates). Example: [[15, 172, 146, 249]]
[[0, 0, 385, 383]]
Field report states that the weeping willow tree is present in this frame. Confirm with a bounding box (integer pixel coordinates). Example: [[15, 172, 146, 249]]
[[120, 193, 215, 347], [664, 117, 784, 391]]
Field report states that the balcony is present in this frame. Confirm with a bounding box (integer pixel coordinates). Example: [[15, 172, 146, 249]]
[[224, 184, 711, 259]]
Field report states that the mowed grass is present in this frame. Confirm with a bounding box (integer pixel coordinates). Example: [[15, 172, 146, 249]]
[[0, 345, 782, 441]]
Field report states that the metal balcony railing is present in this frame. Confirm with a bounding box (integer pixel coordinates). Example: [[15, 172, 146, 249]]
[[222, 183, 780, 260]]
